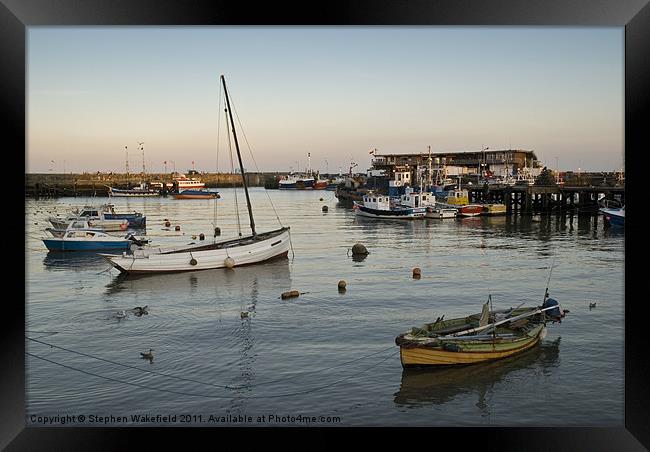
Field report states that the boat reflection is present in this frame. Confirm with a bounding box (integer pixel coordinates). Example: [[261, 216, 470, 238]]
[[42, 251, 111, 272], [394, 337, 561, 410], [104, 259, 292, 296]]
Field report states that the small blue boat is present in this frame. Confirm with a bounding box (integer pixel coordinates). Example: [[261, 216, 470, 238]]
[[43, 229, 134, 252], [599, 206, 624, 227]]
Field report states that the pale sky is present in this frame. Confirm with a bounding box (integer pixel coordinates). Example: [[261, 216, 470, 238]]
[[27, 26, 624, 174]]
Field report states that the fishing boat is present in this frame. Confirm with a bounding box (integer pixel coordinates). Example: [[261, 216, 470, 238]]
[[43, 229, 138, 252], [171, 189, 220, 199], [101, 75, 291, 274], [599, 205, 624, 227], [278, 174, 298, 189], [313, 179, 329, 190], [439, 186, 483, 217], [425, 206, 458, 219], [108, 182, 160, 197], [353, 190, 427, 219], [395, 293, 567, 368], [295, 176, 315, 189]]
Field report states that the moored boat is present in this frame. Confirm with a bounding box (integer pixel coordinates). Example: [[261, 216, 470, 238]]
[[108, 182, 160, 197], [43, 229, 137, 252], [171, 189, 220, 199], [278, 175, 298, 189], [395, 294, 567, 368], [599, 205, 624, 227], [425, 206, 457, 219], [49, 204, 146, 230], [101, 75, 291, 274], [440, 187, 483, 217], [174, 173, 205, 192], [353, 191, 426, 219], [313, 179, 329, 190]]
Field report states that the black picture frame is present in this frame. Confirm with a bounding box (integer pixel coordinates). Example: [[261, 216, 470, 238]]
[[5, 0, 647, 449]]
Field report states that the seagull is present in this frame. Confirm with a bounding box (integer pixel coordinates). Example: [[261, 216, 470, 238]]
[[589, 302, 597, 309], [140, 349, 154, 360]]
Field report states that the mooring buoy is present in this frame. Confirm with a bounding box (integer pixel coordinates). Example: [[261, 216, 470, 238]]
[[413, 267, 421, 279], [351, 243, 368, 255]]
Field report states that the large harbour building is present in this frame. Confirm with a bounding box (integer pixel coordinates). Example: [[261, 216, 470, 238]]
[[369, 149, 542, 181]]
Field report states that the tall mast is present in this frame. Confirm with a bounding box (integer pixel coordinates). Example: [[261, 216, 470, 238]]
[[125, 146, 129, 183], [221, 75, 256, 236], [139, 141, 145, 178], [427, 145, 432, 190]]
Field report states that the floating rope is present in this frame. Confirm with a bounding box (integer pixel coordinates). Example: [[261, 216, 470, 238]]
[[27, 349, 397, 400], [26, 336, 396, 392]]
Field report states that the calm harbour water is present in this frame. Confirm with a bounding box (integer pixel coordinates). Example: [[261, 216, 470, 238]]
[[25, 188, 624, 426]]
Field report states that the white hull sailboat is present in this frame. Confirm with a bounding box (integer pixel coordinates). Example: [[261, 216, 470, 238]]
[[102, 75, 291, 274], [103, 227, 290, 273]]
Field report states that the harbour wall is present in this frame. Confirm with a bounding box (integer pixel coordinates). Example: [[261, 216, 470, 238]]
[[25, 172, 285, 197]]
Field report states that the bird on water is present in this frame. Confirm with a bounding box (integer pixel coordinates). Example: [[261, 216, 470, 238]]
[[140, 349, 154, 361]]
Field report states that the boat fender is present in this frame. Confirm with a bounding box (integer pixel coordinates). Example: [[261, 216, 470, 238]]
[[281, 290, 300, 300], [189, 258, 197, 266], [199, 233, 205, 240], [175, 225, 181, 231], [322, 206, 328, 212], [443, 343, 462, 352], [224, 257, 235, 268], [120, 223, 128, 230], [165, 221, 171, 227], [214, 227, 221, 236]]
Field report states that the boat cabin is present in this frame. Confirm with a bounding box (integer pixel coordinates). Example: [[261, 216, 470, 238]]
[[445, 188, 469, 205], [362, 193, 391, 210], [388, 171, 412, 196], [399, 188, 435, 208]]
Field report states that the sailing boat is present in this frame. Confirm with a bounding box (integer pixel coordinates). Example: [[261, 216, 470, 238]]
[[101, 75, 291, 274]]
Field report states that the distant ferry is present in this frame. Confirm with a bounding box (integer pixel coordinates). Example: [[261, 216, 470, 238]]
[[174, 173, 205, 192]]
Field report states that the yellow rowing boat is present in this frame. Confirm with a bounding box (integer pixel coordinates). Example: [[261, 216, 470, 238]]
[[395, 298, 566, 368]]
